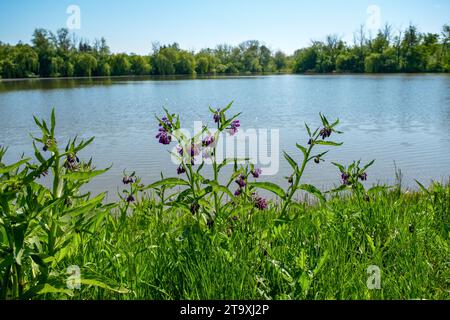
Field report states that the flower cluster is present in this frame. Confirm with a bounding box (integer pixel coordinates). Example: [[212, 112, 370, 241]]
[[319, 127, 332, 139], [228, 120, 240, 136], [251, 168, 262, 178], [235, 174, 246, 188], [156, 127, 171, 145], [341, 172, 350, 185], [43, 138, 57, 152], [64, 153, 80, 171], [202, 135, 215, 147], [122, 175, 134, 184], [253, 194, 268, 210], [156, 116, 174, 145], [213, 109, 221, 123], [340, 171, 368, 185], [177, 165, 186, 175]]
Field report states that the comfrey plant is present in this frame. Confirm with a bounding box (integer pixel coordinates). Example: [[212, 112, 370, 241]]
[[249, 113, 343, 219], [149, 102, 253, 227], [0, 109, 127, 299], [330, 159, 382, 204], [149, 103, 344, 225]]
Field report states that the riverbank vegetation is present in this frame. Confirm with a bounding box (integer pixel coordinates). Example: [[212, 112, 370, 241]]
[[0, 23, 449, 79], [1, 105, 449, 300]]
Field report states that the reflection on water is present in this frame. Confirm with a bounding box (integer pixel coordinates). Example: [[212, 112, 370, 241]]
[[0, 74, 449, 200]]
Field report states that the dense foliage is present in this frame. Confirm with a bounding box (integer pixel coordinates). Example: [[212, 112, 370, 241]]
[[0, 24, 449, 79], [1, 105, 449, 300]]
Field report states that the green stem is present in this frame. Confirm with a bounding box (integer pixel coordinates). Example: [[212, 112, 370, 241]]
[[280, 137, 316, 217]]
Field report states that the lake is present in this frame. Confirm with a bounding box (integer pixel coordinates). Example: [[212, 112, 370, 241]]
[[0, 74, 449, 200]]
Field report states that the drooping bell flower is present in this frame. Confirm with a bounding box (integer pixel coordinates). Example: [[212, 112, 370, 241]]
[[213, 109, 221, 123], [228, 120, 240, 136], [253, 194, 268, 210], [235, 174, 246, 188], [251, 168, 262, 178], [156, 127, 171, 145]]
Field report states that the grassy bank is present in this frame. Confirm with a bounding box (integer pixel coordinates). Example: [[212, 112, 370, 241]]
[[1, 106, 449, 300], [68, 183, 450, 300]]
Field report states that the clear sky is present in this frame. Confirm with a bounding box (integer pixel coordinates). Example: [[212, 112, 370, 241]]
[[0, 0, 448, 55]]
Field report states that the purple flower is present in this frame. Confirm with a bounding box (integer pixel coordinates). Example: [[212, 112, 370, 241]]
[[202, 135, 215, 147], [235, 175, 246, 188], [234, 188, 242, 196], [213, 109, 221, 123], [156, 128, 171, 145], [187, 143, 200, 157], [160, 116, 172, 128], [122, 176, 133, 184], [126, 195, 135, 203], [177, 145, 184, 156], [320, 127, 332, 140], [341, 172, 350, 185], [190, 202, 200, 214], [253, 194, 268, 210], [359, 172, 367, 181], [251, 168, 262, 178], [228, 120, 240, 136], [177, 165, 186, 175]]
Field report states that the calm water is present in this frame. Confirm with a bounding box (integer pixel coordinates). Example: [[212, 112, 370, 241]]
[[0, 74, 449, 200]]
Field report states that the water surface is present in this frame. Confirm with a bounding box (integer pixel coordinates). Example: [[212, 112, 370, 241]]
[[0, 74, 449, 200]]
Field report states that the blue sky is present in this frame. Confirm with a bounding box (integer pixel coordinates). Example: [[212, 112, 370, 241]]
[[0, 0, 448, 54]]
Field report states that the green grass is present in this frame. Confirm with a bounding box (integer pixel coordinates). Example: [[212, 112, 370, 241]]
[[65, 183, 450, 300]]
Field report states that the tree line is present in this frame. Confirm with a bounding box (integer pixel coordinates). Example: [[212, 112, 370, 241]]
[[0, 24, 448, 79]]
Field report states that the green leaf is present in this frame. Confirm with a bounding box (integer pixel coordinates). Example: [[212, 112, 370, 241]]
[[362, 159, 375, 172], [368, 185, 389, 195], [330, 118, 339, 128], [37, 284, 74, 297], [250, 182, 286, 199], [283, 152, 298, 171], [296, 144, 308, 158], [146, 177, 190, 189], [62, 167, 109, 181], [63, 193, 106, 217], [326, 184, 348, 193], [80, 279, 131, 294], [51, 108, 56, 136], [366, 234, 376, 255], [331, 162, 345, 173], [305, 123, 311, 137], [298, 184, 326, 202], [206, 181, 235, 200], [0, 158, 30, 174], [415, 179, 430, 195], [313, 250, 329, 276], [222, 100, 234, 112], [314, 140, 343, 147]]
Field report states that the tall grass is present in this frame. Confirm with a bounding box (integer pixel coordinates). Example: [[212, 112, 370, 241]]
[[0, 106, 449, 300]]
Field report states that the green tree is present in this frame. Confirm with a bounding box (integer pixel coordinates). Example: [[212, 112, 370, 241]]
[[130, 55, 151, 75], [31, 28, 56, 77], [274, 51, 287, 71], [175, 51, 195, 75], [292, 47, 317, 73], [400, 25, 424, 72], [74, 53, 97, 77], [110, 54, 131, 76]]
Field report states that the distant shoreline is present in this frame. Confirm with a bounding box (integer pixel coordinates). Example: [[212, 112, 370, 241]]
[[1, 72, 449, 82]]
